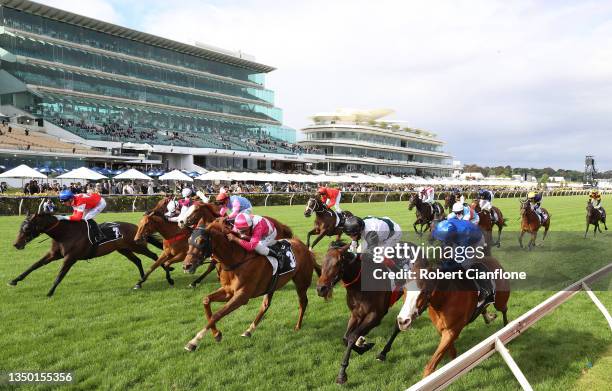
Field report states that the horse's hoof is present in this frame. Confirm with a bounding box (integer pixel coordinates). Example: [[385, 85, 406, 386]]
[[167, 267, 175, 272], [241, 331, 252, 338], [7, 280, 17, 286], [214, 332, 223, 342], [46, 292, 54, 298], [376, 353, 387, 362], [336, 374, 347, 385], [188, 283, 196, 289], [168, 279, 175, 286], [133, 284, 142, 290], [184, 343, 197, 352]]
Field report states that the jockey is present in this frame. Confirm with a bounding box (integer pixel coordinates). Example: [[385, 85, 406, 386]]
[[478, 189, 497, 222], [527, 191, 547, 222], [419, 186, 435, 204], [166, 188, 193, 223], [226, 212, 278, 258], [216, 191, 253, 220], [448, 201, 480, 225], [343, 215, 402, 263], [57, 189, 107, 243], [589, 190, 607, 222], [318, 186, 342, 212], [432, 219, 491, 306]]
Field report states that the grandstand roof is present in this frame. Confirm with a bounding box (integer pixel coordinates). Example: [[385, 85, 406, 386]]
[[0, 0, 276, 73]]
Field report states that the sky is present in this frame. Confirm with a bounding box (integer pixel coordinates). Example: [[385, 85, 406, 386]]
[[36, 0, 612, 170]]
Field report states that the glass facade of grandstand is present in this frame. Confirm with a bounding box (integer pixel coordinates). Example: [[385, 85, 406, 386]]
[[0, 4, 297, 153], [300, 124, 453, 176]]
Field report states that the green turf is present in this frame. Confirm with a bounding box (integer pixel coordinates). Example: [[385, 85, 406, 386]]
[[1, 195, 611, 390]]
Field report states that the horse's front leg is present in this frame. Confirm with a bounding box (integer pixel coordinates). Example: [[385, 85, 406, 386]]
[[585, 221, 590, 239], [376, 322, 401, 362], [306, 228, 317, 248], [47, 256, 78, 297], [518, 230, 525, 248], [496, 225, 503, 247], [202, 286, 231, 342], [189, 261, 217, 288], [413, 220, 420, 236], [423, 329, 458, 377], [529, 231, 538, 250], [310, 229, 327, 250], [134, 251, 171, 289], [186, 289, 250, 351], [9, 250, 61, 286]]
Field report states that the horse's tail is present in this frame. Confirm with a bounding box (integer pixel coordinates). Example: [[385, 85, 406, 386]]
[[146, 235, 164, 250]]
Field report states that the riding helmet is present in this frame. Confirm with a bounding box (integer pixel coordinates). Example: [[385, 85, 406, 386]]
[[317, 186, 326, 194], [452, 202, 464, 213], [234, 213, 253, 230], [343, 216, 364, 235], [181, 188, 193, 198], [58, 189, 74, 202], [216, 191, 229, 202]]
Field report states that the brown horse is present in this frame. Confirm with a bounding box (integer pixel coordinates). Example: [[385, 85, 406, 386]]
[[408, 193, 444, 236], [443, 192, 458, 212], [304, 197, 352, 249], [316, 242, 407, 384], [585, 201, 607, 238], [470, 200, 506, 248], [519, 199, 550, 250], [133, 214, 193, 289], [183, 219, 318, 350], [397, 257, 510, 377], [11, 212, 163, 296]]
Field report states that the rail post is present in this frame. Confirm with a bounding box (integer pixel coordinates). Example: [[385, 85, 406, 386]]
[[289, 193, 295, 206], [351, 193, 357, 203], [264, 194, 270, 207], [368, 193, 374, 203], [132, 196, 137, 213], [18, 198, 24, 216]]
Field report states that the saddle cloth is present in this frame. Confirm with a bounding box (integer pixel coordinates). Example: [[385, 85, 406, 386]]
[[95, 222, 122, 245], [265, 240, 296, 276]]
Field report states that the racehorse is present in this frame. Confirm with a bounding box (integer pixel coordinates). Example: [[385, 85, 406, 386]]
[[408, 193, 444, 236], [470, 200, 506, 248], [183, 219, 318, 350], [304, 197, 352, 249], [133, 214, 192, 289], [519, 199, 550, 250], [316, 242, 407, 385], [397, 257, 510, 377], [585, 201, 607, 238], [11, 211, 163, 296], [148, 196, 173, 216], [443, 192, 457, 212]]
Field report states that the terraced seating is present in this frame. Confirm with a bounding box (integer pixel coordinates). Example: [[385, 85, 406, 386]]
[[0, 125, 94, 154]]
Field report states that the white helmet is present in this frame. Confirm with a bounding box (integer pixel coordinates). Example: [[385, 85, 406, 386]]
[[181, 188, 193, 198], [452, 202, 464, 213]]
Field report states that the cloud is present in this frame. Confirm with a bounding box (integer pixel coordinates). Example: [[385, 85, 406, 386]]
[[34, 0, 612, 169]]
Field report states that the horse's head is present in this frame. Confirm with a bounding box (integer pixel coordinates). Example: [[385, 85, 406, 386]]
[[470, 200, 479, 211], [183, 226, 213, 274], [148, 196, 172, 217], [304, 197, 319, 217], [134, 213, 159, 244], [519, 199, 530, 216], [408, 193, 418, 210], [180, 202, 219, 228], [316, 241, 352, 299], [14, 212, 56, 250], [444, 193, 455, 209], [397, 257, 430, 331]]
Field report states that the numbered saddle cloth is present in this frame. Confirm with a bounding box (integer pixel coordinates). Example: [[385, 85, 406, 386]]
[[266, 240, 296, 276], [97, 222, 123, 244]]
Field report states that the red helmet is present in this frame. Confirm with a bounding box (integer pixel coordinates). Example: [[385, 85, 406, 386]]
[[216, 192, 229, 202], [317, 186, 326, 194]]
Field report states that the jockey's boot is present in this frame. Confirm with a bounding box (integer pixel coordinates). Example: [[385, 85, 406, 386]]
[[87, 219, 105, 245], [266, 248, 282, 293]]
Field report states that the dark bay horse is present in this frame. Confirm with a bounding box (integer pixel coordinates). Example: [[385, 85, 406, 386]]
[[408, 193, 443, 236], [316, 242, 407, 384], [304, 197, 352, 249], [519, 199, 550, 250], [184, 219, 318, 350], [397, 257, 510, 377], [470, 200, 506, 248], [585, 201, 607, 238], [11, 212, 162, 296]]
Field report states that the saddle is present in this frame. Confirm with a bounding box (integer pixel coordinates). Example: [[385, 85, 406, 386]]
[[85, 221, 122, 259], [334, 210, 352, 228]]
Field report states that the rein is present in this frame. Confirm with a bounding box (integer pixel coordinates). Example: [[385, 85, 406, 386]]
[[342, 267, 361, 288]]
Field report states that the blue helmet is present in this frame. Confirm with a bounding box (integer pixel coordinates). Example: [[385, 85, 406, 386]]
[[432, 220, 457, 242], [433, 219, 482, 246], [58, 189, 74, 202]]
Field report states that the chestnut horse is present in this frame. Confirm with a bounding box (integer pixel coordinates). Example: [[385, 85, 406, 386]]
[[470, 200, 506, 248], [316, 242, 409, 384], [11, 212, 162, 296], [397, 257, 510, 377], [184, 219, 318, 350], [585, 201, 607, 238], [304, 197, 352, 249], [519, 199, 550, 250], [133, 214, 191, 289], [408, 193, 444, 236]]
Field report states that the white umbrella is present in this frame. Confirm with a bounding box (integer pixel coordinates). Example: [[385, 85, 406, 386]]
[[0, 164, 47, 179], [56, 167, 107, 180], [114, 168, 153, 181], [159, 169, 193, 182]]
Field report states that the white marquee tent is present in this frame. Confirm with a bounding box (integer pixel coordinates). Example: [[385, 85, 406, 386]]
[[0, 164, 47, 179], [56, 167, 107, 181], [159, 169, 193, 182], [113, 169, 153, 181]]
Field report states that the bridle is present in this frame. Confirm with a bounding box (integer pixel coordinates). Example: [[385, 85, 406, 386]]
[[21, 216, 60, 243], [305, 198, 332, 216]]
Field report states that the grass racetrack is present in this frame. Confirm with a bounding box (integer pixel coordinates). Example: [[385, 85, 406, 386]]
[[1, 195, 611, 390]]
